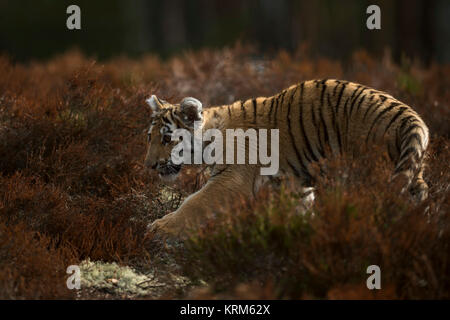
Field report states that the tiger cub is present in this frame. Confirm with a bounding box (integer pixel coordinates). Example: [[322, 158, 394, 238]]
[[145, 79, 429, 237]]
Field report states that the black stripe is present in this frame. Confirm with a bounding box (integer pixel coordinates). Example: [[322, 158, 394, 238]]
[[363, 101, 381, 122], [401, 122, 425, 141], [332, 82, 339, 95], [342, 97, 351, 145], [274, 95, 280, 124], [352, 94, 366, 118], [383, 106, 407, 136], [335, 82, 347, 115], [328, 93, 337, 131], [287, 160, 301, 177], [272, 95, 280, 125], [398, 115, 417, 134], [268, 98, 275, 122], [287, 86, 311, 174], [366, 103, 398, 143], [320, 83, 327, 109], [389, 102, 401, 108], [313, 102, 326, 157], [343, 95, 350, 119], [287, 86, 309, 174], [402, 133, 423, 150], [394, 146, 420, 173], [310, 99, 318, 128], [262, 98, 267, 115], [287, 86, 299, 120], [318, 101, 329, 157], [348, 85, 362, 109], [302, 149, 312, 163], [349, 88, 365, 117], [399, 146, 417, 161], [394, 158, 413, 173], [299, 83, 319, 162], [318, 81, 330, 152], [274, 90, 287, 126], [241, 100, 246, 119], [328, 93, 342, 154], [252, 98, 257, 124], [334, 83, 346, 153], [395, 131, 401, 154], [228, 105, 232, 118]]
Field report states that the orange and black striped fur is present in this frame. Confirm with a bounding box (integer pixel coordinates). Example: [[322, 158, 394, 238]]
[[145, 79, 429, 237]]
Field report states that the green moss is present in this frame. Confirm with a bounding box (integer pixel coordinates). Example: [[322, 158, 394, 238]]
[[79, 259, 165, 297]]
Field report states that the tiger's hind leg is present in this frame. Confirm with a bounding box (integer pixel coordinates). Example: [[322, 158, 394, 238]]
[[409, 165, 428, 202], [392, 162, 428, 202], [392, 147, 428, 202], [392, 117, 429, 202]]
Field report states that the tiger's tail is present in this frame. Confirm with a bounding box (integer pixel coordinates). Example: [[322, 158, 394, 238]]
[[393, 116, 429, 201]]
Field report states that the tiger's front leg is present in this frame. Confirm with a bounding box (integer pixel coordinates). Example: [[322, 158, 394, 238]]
[[148, 166, 259, 239]]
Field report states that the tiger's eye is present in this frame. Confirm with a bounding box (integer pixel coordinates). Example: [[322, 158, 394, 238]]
[[163, 135, 172, 144]]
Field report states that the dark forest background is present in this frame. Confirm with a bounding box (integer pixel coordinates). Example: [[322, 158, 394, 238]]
[[0, 0, 449, 300], [0, 0, 449, 63]]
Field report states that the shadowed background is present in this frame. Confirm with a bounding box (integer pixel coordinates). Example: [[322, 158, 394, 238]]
[[0, 0, 449, 63], [0, 0, 449, 300]]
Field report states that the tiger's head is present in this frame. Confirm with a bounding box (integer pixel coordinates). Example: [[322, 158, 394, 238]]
[[144, 95, 203, 182]]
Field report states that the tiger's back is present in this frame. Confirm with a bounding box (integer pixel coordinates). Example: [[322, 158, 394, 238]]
[[235, 79, 429, 200]]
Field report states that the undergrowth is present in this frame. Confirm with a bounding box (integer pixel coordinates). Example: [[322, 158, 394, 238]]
[[0, 45, 448, 299]]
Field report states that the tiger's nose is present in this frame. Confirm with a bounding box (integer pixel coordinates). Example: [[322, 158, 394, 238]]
[[144, 159, 157, 170], [145, 159, 163, 170], [145, 162, 158, 170]]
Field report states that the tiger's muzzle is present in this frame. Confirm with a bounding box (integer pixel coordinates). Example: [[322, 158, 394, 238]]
[[151, 160, 182, 182]]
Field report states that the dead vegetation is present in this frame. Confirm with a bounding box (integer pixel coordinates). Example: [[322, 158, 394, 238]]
[[0, 45, 448, 299]]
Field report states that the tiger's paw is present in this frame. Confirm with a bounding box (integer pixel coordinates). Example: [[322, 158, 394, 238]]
[[147, 211, 187, 240]]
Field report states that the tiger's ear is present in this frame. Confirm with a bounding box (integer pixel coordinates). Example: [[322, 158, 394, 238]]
[[179, 97, 203, 127], [145, 95, 164, 112]]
